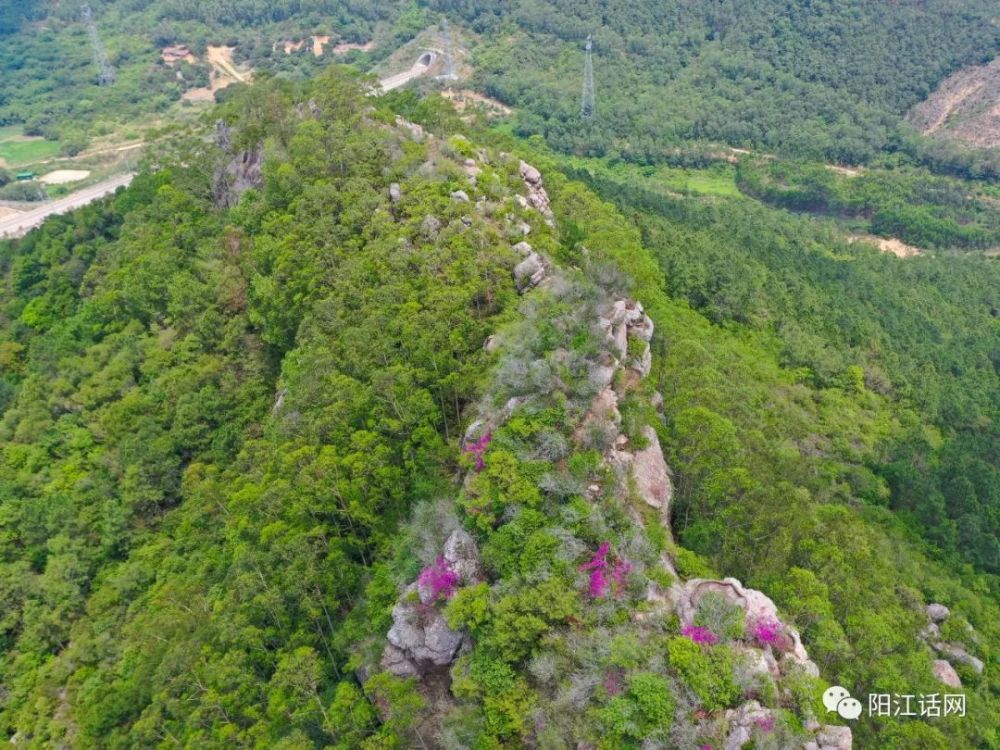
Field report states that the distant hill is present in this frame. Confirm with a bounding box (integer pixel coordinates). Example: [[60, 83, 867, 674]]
[[436, 0, 1000, 163]]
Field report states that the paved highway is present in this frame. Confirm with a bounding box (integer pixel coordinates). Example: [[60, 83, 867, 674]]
[[0, 173, 135, 239]]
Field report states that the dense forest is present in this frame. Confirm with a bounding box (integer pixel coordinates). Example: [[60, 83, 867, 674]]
[[3, 0, 1000, 177], [0, 1, 998, 748], [439, 0, 1000, 167], [557, 158, 1000, 571], [0, 68, 995, 748]]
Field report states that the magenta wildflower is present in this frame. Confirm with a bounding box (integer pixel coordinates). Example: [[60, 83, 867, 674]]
[[748, 617, 783, 646], [681, 624, 719, 646], [579, 542, 631, 599], [602, 668, 625, 696], [462, 431, 492, 471], [755, 715, 775, 732], [588, 568, 609, 598], [610, 558, 633, 588], [699, 745, 713, 750], [417, 556, 460, 602], [579, 541, 611, 571]]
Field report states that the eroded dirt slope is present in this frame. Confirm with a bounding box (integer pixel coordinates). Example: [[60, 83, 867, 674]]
[[908, 56, 1000, 148]]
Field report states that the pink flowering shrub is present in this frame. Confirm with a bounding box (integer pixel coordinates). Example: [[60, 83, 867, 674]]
[[579, 542, 632, 599], [462, 431, 492, 471], [681, 624, 719, 646], [754, 715, 775, 732], [418, 556, 460, 602], [748, 617, 783, 645], [747, 616, 795, 652]]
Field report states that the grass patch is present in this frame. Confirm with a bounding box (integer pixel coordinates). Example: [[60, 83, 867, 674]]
[[0, 133, 61, 166], [677, 170, 741, 197]]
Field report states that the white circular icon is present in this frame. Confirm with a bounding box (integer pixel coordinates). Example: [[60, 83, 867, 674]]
[[822, 686, 861, 720]]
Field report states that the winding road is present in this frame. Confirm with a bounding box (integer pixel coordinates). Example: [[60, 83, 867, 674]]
[[378, 51, 438, 92], [0, 173, 134, 239]]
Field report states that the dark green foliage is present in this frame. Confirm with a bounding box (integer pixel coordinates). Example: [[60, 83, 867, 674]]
[[0, 70, 521, 746], [436, 0, 1000, 164]]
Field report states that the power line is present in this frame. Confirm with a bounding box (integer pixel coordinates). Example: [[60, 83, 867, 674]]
[[581, 35, 595, 119], [82, 4, 115, 86]]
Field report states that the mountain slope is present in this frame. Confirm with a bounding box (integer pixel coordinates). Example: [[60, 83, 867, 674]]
[[0, 71, 995, 748], [445, 0, 1000, 163]]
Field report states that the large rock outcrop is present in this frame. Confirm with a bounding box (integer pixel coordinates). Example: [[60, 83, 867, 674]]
[[597, 299, 654, 377], [212, 120, 264, 209], [670, 577, 820, 678], [518, 160, 554, 224], [381, 529, 483, 678], [918, 600, 984, 683], [631, 425, 673, 514]]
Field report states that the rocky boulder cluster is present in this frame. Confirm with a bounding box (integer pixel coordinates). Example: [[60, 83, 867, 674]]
[[377, 156, 854, 750], [381, 529, 483, 678], [921, 602, 984, 688]]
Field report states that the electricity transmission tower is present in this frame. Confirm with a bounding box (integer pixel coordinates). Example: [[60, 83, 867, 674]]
[[82, 5, 115, 86], [581, 35, 595, 119], [440, 18, 457, 81]]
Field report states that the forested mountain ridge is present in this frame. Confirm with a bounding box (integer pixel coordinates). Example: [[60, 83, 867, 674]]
[[0, 69, 995, 748], [0, 2, 998, 748]]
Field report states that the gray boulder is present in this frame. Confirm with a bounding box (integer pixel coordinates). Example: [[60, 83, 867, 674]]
[[926, 603, 950, 623], [512, 241, 533, 256], [932, 641, 984, 673], [442, 528, 483, 585], [514, 253, 546, 292], [816, 725, 852, 750], [213, 143, 264, 208], [383, 583, 465, 676]]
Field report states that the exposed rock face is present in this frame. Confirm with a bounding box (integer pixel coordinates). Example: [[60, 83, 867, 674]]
[[597, 299, 654, 375], [383, 584, 466, 676], [394, 115, 425, 142], [389, 182, 402, 203], [441, 528, 483, 586], [518, 160, 554, 224], [512, 241, 533, 256], [918, 600, 983, 677], [816, 725, 852, 750], [927, 603, 950, 622], [381, 529, 483, 678], [588, 352, 618, 390], [723, 700, 774, 750], [670, 577, 819, 677], [213, 125, 264, 209], [631, 426, 673, 514], [514, 252, 546, 292], [932, 659, 963, 688], [451, 189, 470, 202], [932, 640, 984, 673]]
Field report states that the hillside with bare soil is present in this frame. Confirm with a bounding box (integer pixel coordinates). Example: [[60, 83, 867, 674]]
[[908, 56, 1000, 148]]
